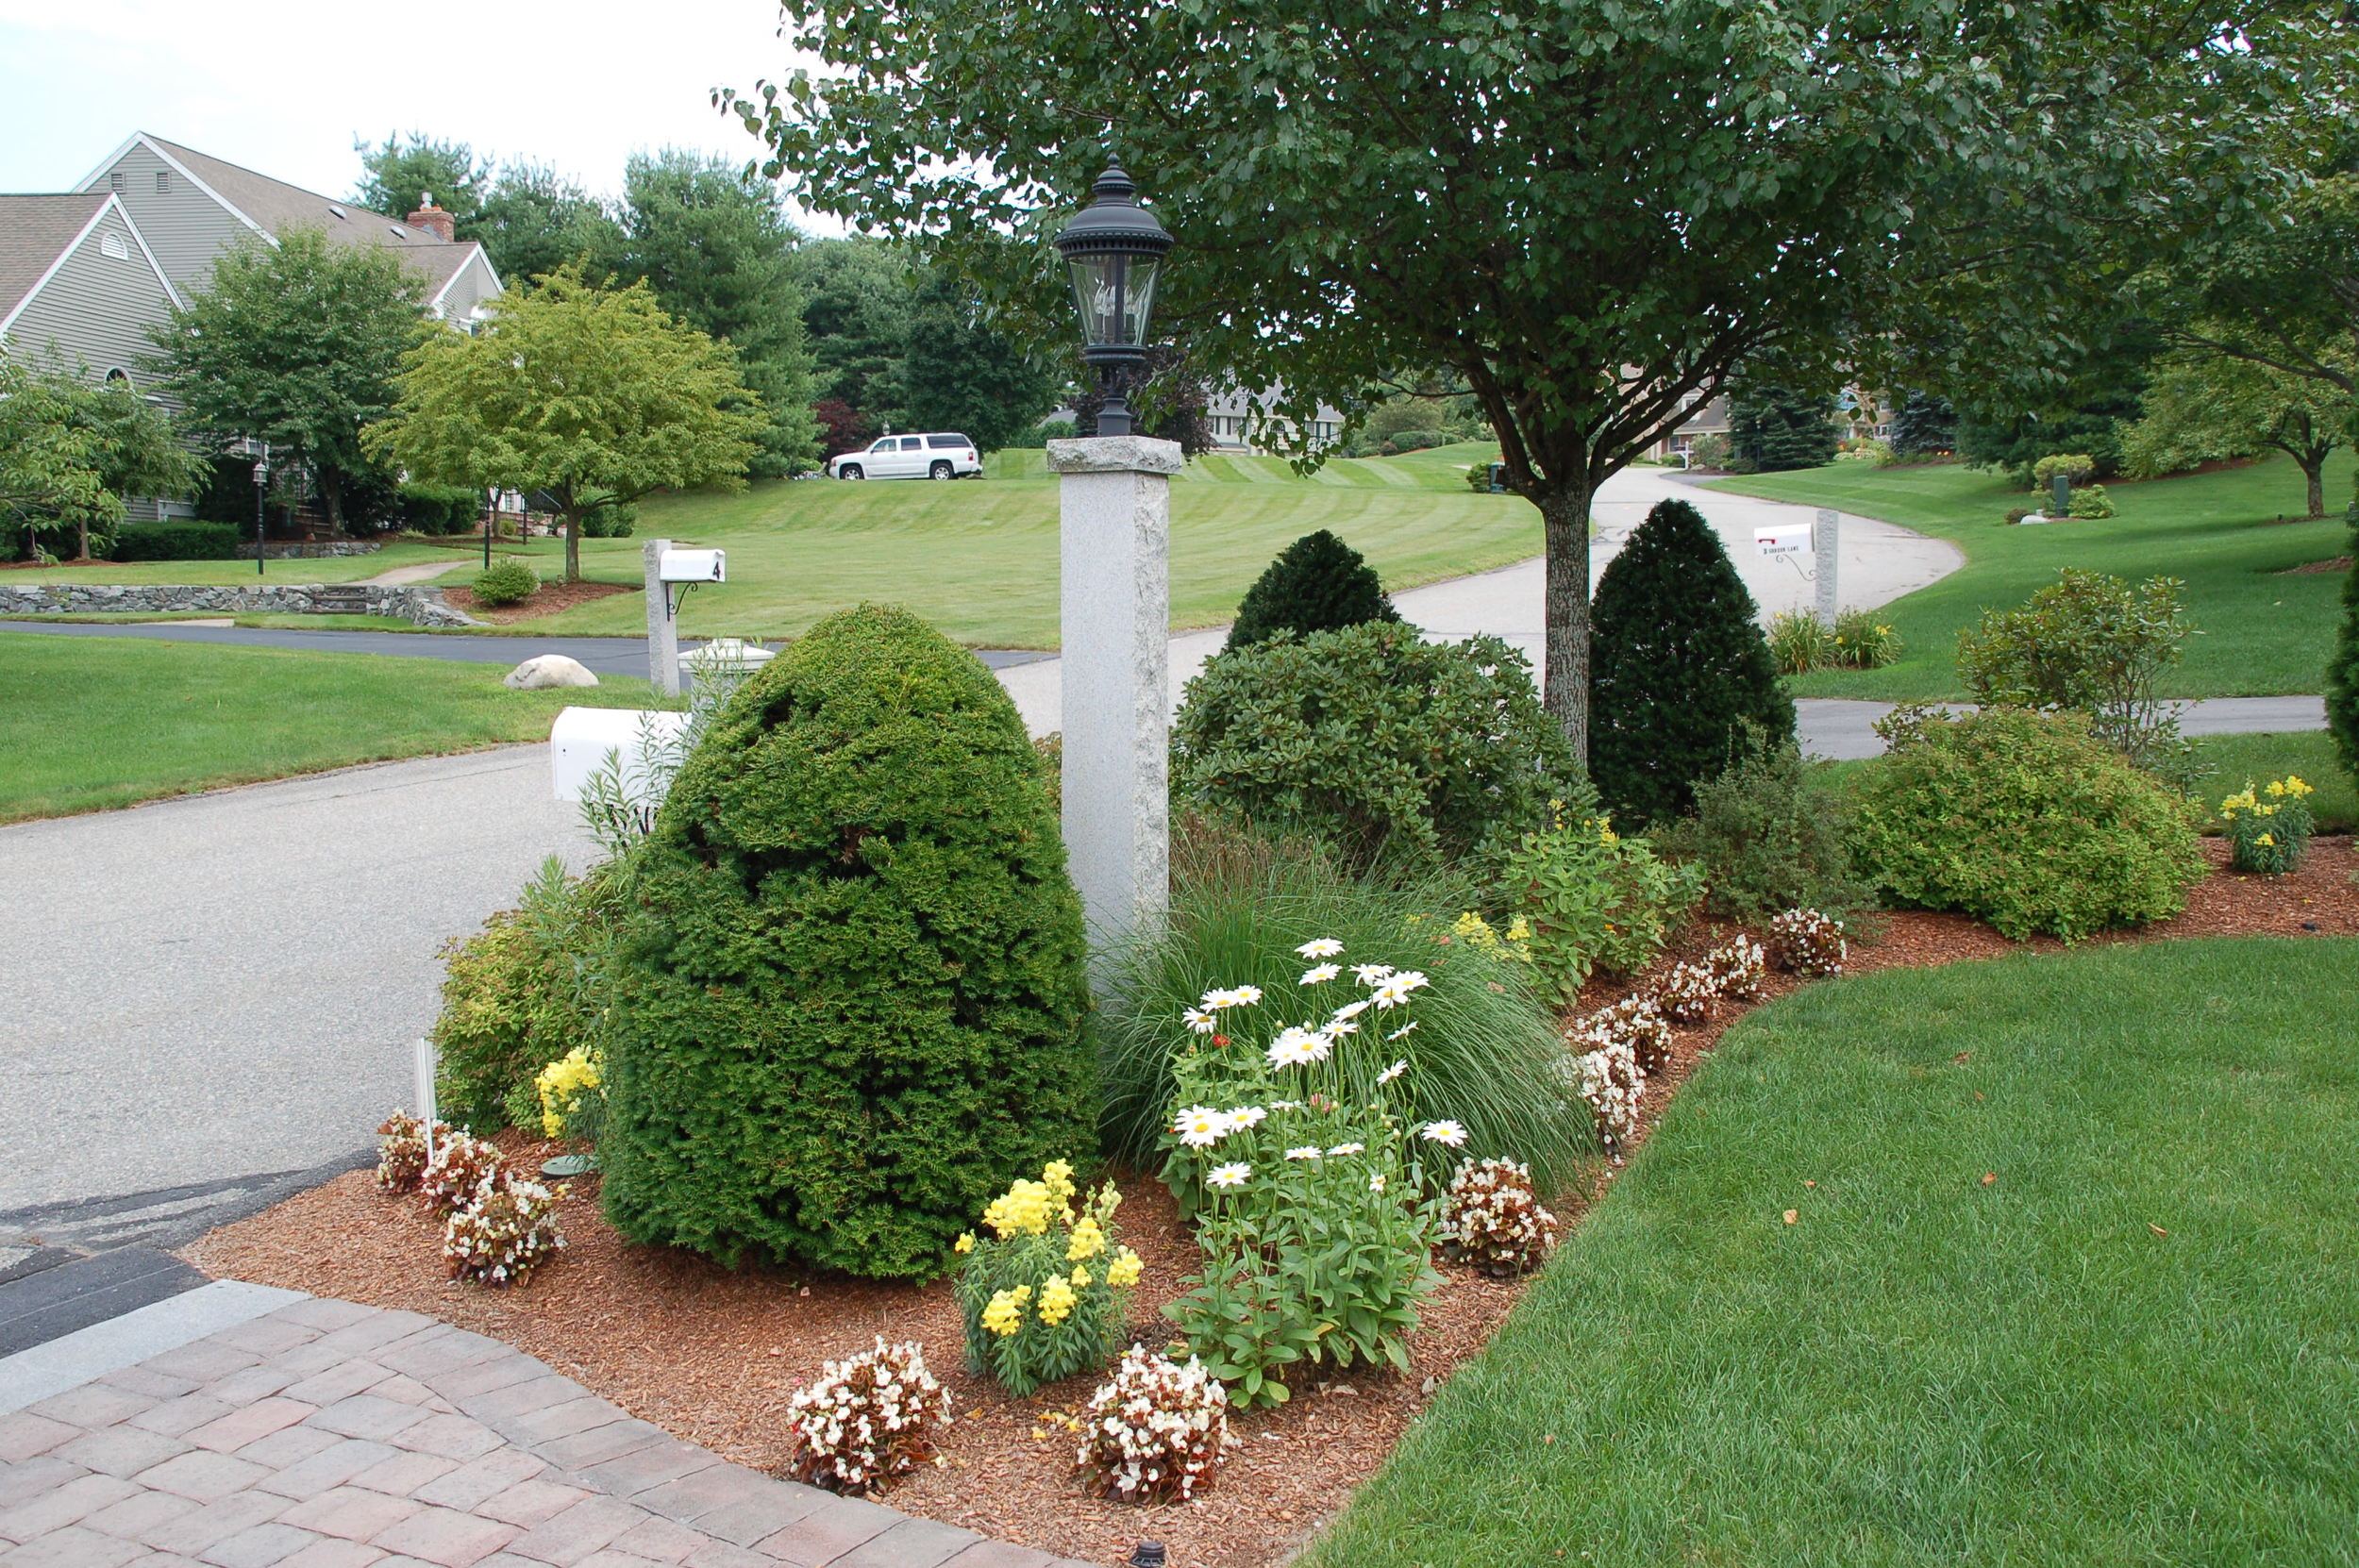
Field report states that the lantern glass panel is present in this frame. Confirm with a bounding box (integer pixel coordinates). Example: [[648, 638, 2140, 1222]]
[[1065, 252, 1161, 349]]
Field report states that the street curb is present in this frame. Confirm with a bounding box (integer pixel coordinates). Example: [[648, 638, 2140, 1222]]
[[0, 1277, 309, 1414]]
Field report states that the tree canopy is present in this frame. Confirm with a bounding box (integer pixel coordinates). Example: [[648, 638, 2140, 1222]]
[[352, 132, 487, 225], [363, 267, 761, 581], [150, 227, 427, 533], [0, 362, 201, 561], [2122, 352, 2348, 517], [727, 0, 2345, 760], [895, 264, 1058, 451], [790, 236, 912, 420]]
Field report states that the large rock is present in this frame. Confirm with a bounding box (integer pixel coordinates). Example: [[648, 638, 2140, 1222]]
[[505, 655, 599, 690]]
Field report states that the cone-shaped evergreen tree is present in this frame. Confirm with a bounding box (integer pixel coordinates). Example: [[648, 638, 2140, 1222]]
[[1589, 498, 1795, 826], [1226, 528, 1401, 649], [2328, 497, 2359, 786], [599, 603, 1093, 1277]]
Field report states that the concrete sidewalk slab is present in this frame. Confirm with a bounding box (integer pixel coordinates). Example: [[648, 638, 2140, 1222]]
[[0, 1281, 307, 1415]]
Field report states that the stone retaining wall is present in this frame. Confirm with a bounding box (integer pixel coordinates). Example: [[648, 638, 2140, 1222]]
[[233, 541, 385, 559], [0, 582, 477, 628]]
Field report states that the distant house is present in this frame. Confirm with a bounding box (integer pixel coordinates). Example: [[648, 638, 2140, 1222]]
[[0, 192, 188, 518], [75, 133, 502, 327], [1650, 395, 1732, 463], [1202, 387, 1344, 451]]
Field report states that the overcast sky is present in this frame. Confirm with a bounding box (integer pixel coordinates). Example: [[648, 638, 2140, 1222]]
[[0, 0, 827, 221]]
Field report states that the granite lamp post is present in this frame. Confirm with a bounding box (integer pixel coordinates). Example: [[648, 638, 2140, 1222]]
[[1049, 164, 1179, 956]]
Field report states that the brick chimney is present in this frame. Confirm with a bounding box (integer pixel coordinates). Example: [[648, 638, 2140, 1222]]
[[404, 193, 456, 242]]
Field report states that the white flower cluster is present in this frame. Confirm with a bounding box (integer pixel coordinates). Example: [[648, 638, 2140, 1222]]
[[1182, 983, 1265, 1033], [1440, 1157, 1560, 1276], [419, 1130, 508, 1217], [1172, 1103, 1267, 1148], [1569, 994, 1673, 1077], [1571, 1028, 1645, 1153], [1702, 936, 1767, 1001], [442, 1178, 566, 1288], [785, 1338, 952, 1495], [1075, 1344, 1231, 1502], [1765, 908, 1848, 977], [1650, 959, 1720, 1024], [374, 1110, 447, 1194]]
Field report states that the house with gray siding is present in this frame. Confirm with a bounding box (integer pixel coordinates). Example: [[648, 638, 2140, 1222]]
[[75, 133, 503, 323]]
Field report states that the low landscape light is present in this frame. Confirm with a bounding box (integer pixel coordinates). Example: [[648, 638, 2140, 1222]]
[[1050, 164, 1173, 438]]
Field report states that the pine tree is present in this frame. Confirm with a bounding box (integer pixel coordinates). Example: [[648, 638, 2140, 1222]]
[[1729, 385, 1840, 471], [1889, 391, 1957, 456], [2330, 497, 2359, 787], [1226, 529, 1402, 650], [1589, 498, 1795, 827]]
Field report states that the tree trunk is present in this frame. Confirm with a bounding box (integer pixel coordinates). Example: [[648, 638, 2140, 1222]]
[[1537, 480, 1596, 768], [2303, 453, 2328, 519], [75, 515, 91, 562], [563, 511, 581, 584], [319, 467, 344, 536]]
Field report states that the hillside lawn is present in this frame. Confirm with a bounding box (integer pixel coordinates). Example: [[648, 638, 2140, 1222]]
[[8, 443, 1531, 650], [0, 634, 666, 823], [1704, 450, 2353, 699], [1307, 936, 2359, 1568]]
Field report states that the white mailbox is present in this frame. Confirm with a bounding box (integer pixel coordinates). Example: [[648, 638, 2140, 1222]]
[[550, 705, 690, 803], [658, 548, 726, 584], [1754, 520, 1811, 558]]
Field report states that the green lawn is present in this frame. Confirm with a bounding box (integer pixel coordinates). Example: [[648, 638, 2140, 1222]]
[[1308, 937, 2359, 1568], [1705, 453, 2352, 699], [410, 442, 1528, 647], [13, 541, 475, 587], [0, 634, 665, 823]]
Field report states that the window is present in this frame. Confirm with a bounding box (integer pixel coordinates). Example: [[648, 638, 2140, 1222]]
[[870, 439, 895, 453], [105, 368, 130, 384], [109, 171, 124, 192], [100, 232, 129, 260], [155, 170, 170, 193], [927, 434, 971, 449], [898, 437, 923, 451]]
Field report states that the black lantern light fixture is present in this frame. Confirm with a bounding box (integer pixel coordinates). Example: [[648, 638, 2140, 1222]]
[[1050, 164, 1172, 438]]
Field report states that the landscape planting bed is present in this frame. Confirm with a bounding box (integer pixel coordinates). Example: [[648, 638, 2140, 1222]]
[[187, 839, 2356, 1567]]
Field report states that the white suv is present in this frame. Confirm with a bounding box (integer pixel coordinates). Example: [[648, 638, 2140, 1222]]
[[827, 432, 982, 480]]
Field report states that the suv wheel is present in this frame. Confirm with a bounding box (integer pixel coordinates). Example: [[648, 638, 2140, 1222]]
[[838, 463, 863, 480], [929, 460, 954, 480]]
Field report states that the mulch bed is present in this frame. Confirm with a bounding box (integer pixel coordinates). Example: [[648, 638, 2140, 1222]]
[[184, 838, 2357, 1568], [2282, 556, 2351, 575], [443, 580, 637, 623]]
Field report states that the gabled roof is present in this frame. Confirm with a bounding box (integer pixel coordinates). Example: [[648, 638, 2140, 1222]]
[[76, 133, 502, 300], [0, 192, 180, 338]]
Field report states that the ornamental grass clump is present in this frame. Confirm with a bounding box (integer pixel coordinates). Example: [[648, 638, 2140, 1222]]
[[1439, 1158, 1559, 1276], [1076, 1345, 1231, 1503], [955, 1160, 1140, 1397], [600, 604, 1093, 1277], [2220, 776, 2317, 875], [784, 1339, 952, 1495], [1765, 908, 1849, 977], [375, 1111, 445, 1194], [1850, 706, 2208, 941], [420, 1130, 507, 1217], [443, 1179, 566, 1287]]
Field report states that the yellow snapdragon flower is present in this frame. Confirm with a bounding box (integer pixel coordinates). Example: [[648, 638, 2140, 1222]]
[[1105, 1246, 1144, 1289], [982, 1179, 1053, 1238], [1037, 1276, 1078, 1326], [1066, 1217, 1105, 1261], [953, 1232, 975, 1255], [534, 1048, 601, 1140], [981, 1288, 1024, 1336], [1070, 1265, 1091, 1289]]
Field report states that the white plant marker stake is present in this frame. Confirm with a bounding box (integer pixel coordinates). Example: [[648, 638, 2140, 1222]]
[[1814, 509, 1840, 628], [414, 1036, 439, 1166]]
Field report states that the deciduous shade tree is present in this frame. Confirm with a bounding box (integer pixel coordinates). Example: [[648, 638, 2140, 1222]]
[[1589, 499, 1793, 828], [0, 363, 201, 560], [1226, 529, 1400, 650], [150, 228, 427, 534], [598, 603, 1095, 1276], [724, 0, 2314, 759], [363, 267, 761, 581], [607, 150, 820, 476], [895, 264, 1058, 453], [2121, 351, 2348, 516], [2331, 497, 2359, 788], [791, 236, 914, 421], [1729, 385, 1839, 472]]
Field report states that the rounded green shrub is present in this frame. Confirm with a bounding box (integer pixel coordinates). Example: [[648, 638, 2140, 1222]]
[[1174, 620, 1584, 882], [1226, 529, 1401, 651], [1849, 707, 2207, 941], [472, 558, 540, 607], [599, 603, 1093, 1277]]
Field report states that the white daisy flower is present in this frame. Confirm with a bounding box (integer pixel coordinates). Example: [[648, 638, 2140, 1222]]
[[1181, 1007, 1216, 1034], [1386, 1021, 1420, 1041], [1369, 1174, 1388, 1194], [1331, 999, 1374, 1022], [1266, 1026, 1332, 1069], [1230, 985, 1263, 1007], [1376, 1059, 1410, 1084], [1206, 1161, 1252, 1190], [1228, 1106, 1269, 1129], [1327, 1142, 1366, 1157], [1373, 971, 1430, 1009], [1295, 938, 1345, 959], [1173, 1106, 1229, 1147], [1299, 963, 1341, 986], [1419, 1120, 1468, 1146], [1284, 1146, 1322, 1161], [1351, 963, 1396, 987]]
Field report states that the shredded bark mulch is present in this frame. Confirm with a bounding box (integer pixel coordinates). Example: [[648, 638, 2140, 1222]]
[[2282, 555, 2351, 575], [184, 839, 2355, 1568], [444, 579, 636, 623]]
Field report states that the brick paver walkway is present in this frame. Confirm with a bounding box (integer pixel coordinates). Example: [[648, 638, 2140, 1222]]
[[0, 1296, 1090, 1568]]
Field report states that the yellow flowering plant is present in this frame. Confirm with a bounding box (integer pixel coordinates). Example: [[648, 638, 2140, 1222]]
[[954, 1160, 1138, 1395], [2221, 776, 2316, 876], [533, 1047, 605, 1147]]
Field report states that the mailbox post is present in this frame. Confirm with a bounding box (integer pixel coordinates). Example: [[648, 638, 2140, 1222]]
[[642, 540, 727, 697]]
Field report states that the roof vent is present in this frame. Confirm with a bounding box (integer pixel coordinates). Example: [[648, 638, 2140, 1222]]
[[389, 224, 408, 238], [328, 204, 348, 220], [100, 232, 129, 260]]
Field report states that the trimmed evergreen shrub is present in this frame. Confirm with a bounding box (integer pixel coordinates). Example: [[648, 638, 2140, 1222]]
[[599, 603, 1094, 1277], [400, 485, 482, 535], [1589, 498, 1795, 827], [1849, 707, 2207, 941], [1175, 620, 1583, 882], [110, 521, 241, 561], [472, 559, 539, 607], [2330, 501, 2359, 788], [1226, 529, 1401, 650]]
